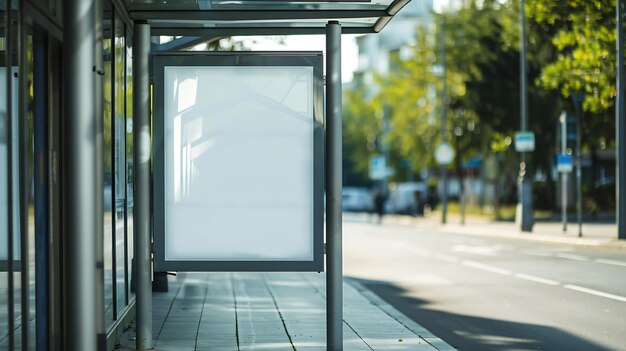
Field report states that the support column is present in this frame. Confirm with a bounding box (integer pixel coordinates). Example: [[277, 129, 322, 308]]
[[94, 0, 106, 348], [617, 0, 626, 240], [326, 20, 343, 351], [134, 21, 153, 350], [62, 0, 97, 349]]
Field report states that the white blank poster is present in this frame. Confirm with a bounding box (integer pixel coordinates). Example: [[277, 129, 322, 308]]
[[163, 66, 314, 261]]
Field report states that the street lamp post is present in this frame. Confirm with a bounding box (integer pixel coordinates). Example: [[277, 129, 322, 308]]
[[572, 94, 584, 237], [617, 0, 626, 240], [434, 1, 450, 224], [518, 0, 534, 232]]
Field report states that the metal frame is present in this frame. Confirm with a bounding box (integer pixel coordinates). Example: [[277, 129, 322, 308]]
[[5, 1, 16, 349], [152, 51, 325, 272], [132, 9, 388, 21], [128, 0, 411, 35], [151, 26, 373, 36]]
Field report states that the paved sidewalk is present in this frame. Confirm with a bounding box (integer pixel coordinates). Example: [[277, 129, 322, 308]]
[[369, 212, 626, 248], [115, 273, 456, 351]]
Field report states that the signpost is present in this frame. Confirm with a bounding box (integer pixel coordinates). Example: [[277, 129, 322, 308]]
[[435, 142, 455, 165], [514, 132, 535, 152], [559, 111, 569, 232], [435, 142, 454, 224], [369, 154, 394, 181], [556, 154, 573, 173], [514, 130, 535, 232]]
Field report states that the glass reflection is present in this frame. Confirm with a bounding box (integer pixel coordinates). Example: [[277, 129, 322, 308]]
[[0, 4, 8, 344], [125, 33, 134, 301], [103, 1, 114, 327], [114, 13, 127, 313]]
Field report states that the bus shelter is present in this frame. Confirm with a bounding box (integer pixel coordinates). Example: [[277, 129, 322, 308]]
[[61, 0, 412, 350]]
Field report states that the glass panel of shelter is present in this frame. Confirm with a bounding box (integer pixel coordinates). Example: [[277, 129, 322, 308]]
[[125, 31, 134, 302], [113, 10, 127, 315], [103, 0, 114, 327], [0, 1, 9, 346]]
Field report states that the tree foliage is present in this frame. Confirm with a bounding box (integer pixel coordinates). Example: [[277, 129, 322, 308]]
[[529, 0, 616, 113], [343, 0, 617, 211]]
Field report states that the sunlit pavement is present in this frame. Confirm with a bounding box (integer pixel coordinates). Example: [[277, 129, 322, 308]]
[[115, 272, 455, 351], [344, 213, 626, 351], [373, 212, 623, 248]]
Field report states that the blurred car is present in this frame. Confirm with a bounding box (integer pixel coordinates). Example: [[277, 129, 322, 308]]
[[342, 187, 374, 212], [385, 182, 428, 215]]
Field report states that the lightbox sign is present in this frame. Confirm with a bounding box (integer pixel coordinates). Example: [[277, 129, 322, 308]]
[[153, 52, 324, 271]]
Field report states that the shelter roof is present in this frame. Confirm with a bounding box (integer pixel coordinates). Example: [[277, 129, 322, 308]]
[[127, 0, 412, 35]]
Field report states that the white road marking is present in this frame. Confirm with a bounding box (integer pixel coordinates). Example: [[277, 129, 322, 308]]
[[390, 239, 626, 303], [556, 253, 589, 262], [461, 260, 512, 275], [391, 242, 432, 257], [431, 254, 461, 264], [594, 258, 626, 267], [563, 285, 626, 303], [514, 273, 560, 286], [520, 250, 552, 257], [453, 244, 499, 256]]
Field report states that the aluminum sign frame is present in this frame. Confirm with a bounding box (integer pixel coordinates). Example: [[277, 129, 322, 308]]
[[152, 51, 324, 272]]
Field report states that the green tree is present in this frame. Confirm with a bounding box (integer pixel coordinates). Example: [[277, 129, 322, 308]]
[[529, 0, 615, 113], [342, 85, 380, 185]]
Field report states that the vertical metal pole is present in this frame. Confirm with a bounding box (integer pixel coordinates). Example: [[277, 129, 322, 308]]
[[561, 112, 567, 232], [94, 0, 106, 348], [18, 1, 31, 347], [326, 20, 343, 351], [134, 20, 153, 351], [17, 1, 34, 350], [518, 0, 533, 232], [382, 107, 390, 198], [5, 1, 15, 348], [63, 0, 98, 348], [617, 0, 626, 240], [576, 103, 583, 237], [440, 15, 449, 225]]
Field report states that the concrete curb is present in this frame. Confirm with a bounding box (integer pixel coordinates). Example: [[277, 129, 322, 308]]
[[347, 279, 457, 351], [435, 224, 626, 250]]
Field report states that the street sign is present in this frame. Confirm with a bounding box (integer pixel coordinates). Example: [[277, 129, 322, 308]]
[[515, 131, 535, 152], [369, 155, 394, 180], [556, 154, 573, 173], [369, 155, 385, 180], [434, 142, 455, 165]]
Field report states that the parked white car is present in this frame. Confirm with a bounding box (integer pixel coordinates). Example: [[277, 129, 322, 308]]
[[342, 187, 374, 212]]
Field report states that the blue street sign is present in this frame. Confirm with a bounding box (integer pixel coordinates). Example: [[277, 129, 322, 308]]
[[515, 132, 535, 152], [556, 154, 573, 173]]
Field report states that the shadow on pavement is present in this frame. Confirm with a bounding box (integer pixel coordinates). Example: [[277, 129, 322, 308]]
[[353, 278, 611, 351]]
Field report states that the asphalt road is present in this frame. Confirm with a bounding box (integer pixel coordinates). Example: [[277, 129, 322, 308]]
[[344, 214, 626, 351]]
